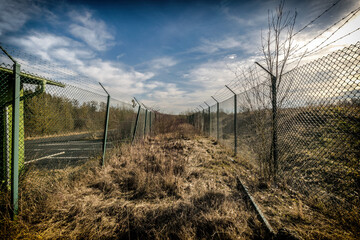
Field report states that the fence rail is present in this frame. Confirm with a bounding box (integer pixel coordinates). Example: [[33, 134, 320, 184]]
[[189, 42, 360, 219]]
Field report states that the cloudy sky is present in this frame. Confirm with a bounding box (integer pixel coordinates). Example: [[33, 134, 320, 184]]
[[1, 0, 359, 113]]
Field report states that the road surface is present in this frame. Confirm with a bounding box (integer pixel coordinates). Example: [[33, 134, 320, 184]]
[[24, 133, 112, 169]]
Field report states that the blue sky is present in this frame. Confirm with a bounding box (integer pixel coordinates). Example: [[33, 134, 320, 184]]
[[1, 0, 359, 113]]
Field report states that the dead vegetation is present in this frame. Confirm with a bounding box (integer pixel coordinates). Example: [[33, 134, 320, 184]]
[[1, 116, 358, 239], [1, 120, 265, 239]]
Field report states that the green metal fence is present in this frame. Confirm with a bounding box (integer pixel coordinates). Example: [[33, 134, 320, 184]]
[[0, 46, 153, 217], [190, 42, 360, 220]]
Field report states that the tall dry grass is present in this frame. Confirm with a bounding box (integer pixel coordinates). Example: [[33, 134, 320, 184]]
[[1, 118, 264, 239]]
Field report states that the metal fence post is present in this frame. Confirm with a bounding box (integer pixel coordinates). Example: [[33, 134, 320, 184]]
[[225, 85, 237, 155], [199, 105, 205, 133], [99, 83, 110, 167], [149, 111, 152, 134], [255, 62, 278, 181], [196, 108, 200, 129], [144, 108, 148, 137], [11, 62, 20, 219], [271, 74, 278, 180], [204, 102, 210, 136], [211, 96, 219, 140], [132, 105, 141, 144], [194, 108, 199, 129]]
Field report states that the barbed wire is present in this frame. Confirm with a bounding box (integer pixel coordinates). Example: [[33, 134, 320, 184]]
[[290, 6, 360, 59], [194, 1, 349, 110], [205, 33, 360, 109], [257, 5, 360, 75], [255, 0, 343, 63], [285, 26, 360, 67], [293, 0, 343, 37]]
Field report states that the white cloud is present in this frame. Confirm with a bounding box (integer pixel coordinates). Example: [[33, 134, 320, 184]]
[[227, 54, 237, 59], [52, 48, 94, 65], [138, 59, 241, 113], [154, 55, 265, 113], [149, 57, 178, 69], [10, 32, 90, 63], [142, 83, 188, 113], [69, 10, 114, 51], [186, 59, 249, 89], [221, 5, 268, 28], [195, 37, 243, 54], [78, 60, 155, 97], [8, 30, 157, 102], [145, 81, 164, 90]]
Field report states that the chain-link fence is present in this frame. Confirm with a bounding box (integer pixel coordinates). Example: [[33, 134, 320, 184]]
[[107, 98, 137, 146], [277, 42, 360, 210], [236, 81, 272, 178], [190, 42, 360, 220], [218, 95, 235, 152], [209, 104, 217, 139], [0, 46, 153, 217]]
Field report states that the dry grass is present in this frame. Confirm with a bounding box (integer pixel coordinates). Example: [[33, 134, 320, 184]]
[[3, 115, 356, 239], [232, 147, 360, 240], [1, 121, 265, 239]]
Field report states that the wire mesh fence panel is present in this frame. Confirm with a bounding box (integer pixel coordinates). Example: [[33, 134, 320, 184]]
[[210, 104, 217, 139], [22, 78, 108, 170], [134, 108, 146, 141], [218, 96, 235, 152], [196, 111, 204, 131], [149, 111, 152, 134], [145, 110, 151, 136], [192, 111, 203, 131], [189, 112, 199, 132], [150, 111, 155, 135], [0, 63, 15, 189], [151, 112, 155, 134], [107, 98, 137, 146], [236, 82, 272, 178], [203, 109, 210, 135], [277, 42, 360, 211]]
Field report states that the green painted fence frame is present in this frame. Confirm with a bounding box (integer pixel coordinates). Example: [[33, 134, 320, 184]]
[[1, 46, 65, 218]]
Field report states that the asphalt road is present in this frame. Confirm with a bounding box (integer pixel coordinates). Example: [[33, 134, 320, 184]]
[[24, 133, 112, 169]]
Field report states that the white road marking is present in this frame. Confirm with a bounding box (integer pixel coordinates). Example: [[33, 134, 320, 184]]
[[33, 148, 97, 151], [49, 157, 89, 159], [37, 141, 111, 146], [25, 152, 65, 164]]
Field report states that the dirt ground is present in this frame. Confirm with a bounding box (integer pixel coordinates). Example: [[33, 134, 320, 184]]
[[1, 123, 358, 239]]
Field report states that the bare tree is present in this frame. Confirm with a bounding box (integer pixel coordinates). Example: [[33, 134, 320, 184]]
[[240, 68, 273, 180], [261, 0, 297, 86], [260, 0, 297, 182], [229, 0, 297, 182]]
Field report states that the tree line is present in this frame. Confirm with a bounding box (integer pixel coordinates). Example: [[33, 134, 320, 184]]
[[23, 89, 136, 138]]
